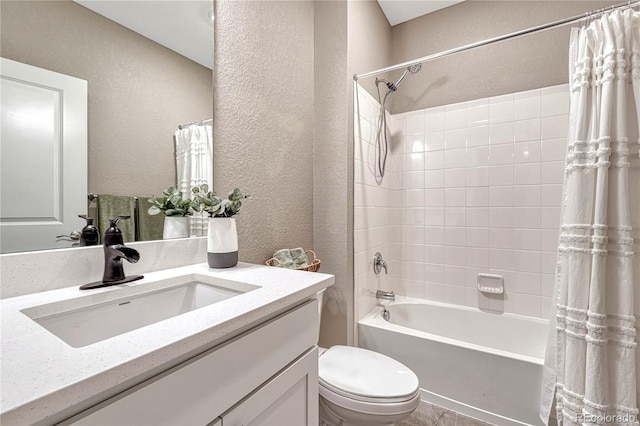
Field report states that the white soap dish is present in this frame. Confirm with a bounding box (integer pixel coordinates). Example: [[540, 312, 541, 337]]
[[477, 273, 504, 294]]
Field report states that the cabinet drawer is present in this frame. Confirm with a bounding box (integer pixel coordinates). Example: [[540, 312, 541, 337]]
[[63, 299, 318, 425]]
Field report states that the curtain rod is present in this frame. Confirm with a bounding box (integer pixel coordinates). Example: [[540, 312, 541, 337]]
[[178, 118, 212, 130], [354, 0, 640, 81]]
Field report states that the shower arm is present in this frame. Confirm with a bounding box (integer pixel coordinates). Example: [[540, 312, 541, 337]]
[[354, 0, 640, 81]]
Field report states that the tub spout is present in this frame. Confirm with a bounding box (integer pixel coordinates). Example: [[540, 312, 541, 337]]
[[376, 290, 395, 302]]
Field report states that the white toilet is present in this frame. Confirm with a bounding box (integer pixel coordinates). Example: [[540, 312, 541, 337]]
[[316, 291, 420, 426]]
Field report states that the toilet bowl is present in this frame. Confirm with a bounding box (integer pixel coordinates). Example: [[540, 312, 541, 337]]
[[316, 291, 420, 426]]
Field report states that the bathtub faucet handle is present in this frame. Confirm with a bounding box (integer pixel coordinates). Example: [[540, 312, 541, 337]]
[[373, 252, 388, 274]]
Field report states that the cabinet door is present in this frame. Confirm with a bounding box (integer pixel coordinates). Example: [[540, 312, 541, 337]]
[[221, 347, 318, 426]]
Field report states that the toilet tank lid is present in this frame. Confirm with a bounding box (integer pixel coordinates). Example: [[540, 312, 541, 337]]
[[318, 346, 419, 399]]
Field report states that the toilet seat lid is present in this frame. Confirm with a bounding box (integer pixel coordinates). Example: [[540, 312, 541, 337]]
[[319, 346, 419, 401]]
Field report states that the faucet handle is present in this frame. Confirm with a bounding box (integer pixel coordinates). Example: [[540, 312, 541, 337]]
[[373, 252, 388, 274]]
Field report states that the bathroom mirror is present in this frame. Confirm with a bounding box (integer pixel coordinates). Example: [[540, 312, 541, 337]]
[[0, 0, 213, 253]]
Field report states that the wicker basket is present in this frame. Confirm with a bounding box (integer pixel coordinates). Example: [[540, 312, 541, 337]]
[[265, 249, 321, 272]]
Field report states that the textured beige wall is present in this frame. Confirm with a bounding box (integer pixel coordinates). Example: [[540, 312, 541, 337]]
[[387, 0, 619, 113], [347, 0, 393, 342], [314, 0, 351, 347], [213, 0, 315, 264], [1, 0, 212, 197]]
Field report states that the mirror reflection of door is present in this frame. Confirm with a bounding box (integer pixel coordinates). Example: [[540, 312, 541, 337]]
[[0, 58, 88, 253]]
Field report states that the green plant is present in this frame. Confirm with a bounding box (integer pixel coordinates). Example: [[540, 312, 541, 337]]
[[192, 184, 250, 218], [148, 187, 194, 217]]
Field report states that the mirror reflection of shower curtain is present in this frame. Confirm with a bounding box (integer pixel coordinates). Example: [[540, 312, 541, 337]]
[[175, 123, 213, 237]]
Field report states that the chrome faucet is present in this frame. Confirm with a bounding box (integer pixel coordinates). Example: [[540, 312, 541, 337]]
[[80, 216, 144, 290], [376, 290, 395, 321], [373, 252, 388, 274]]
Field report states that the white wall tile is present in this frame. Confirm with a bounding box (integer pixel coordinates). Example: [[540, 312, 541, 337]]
[[541, 138, 567, 161], [445, 106, 466, 130], [489, 186, 514, 207], [445, 226, 466, 246], [425, 169, 446, 189], [489, 98, 514, 124], [514, 141, 541, 163], [355, 83, 569, 320], [467, 247, 489, 268], [424, 207, 445, 226], [541, 184, 563, 207], [425, 244, 445, 264], [424, 188, 445, 207], [514, 163, 541, 185], [541, 161, 565, 184], [489, 207, 514, 228], [466, 187, 489, 207], [489, 165, 514, 186], [467, 227, 489, 247], [445, 147, 466, 168], [515, 293, 541, 317], [490, 143, 514, 165], [424, 227, 445, 245], [514, 95, 541, 121], [406, 111, 425, 135], [541, 90, 570, 117], [490, 122, 515, 145], [445, 128, 467, 149], [444, 187, 466, 207], [490, 228, 515, 249], [406, 134, 425, 153], [467, 125, 490, 147], [425, 131, 445, 151], [425, 150, 445, 169], [466, 100, 489, 125], [467, 146, 490, 167], [541, 115, 569, 139], [515, 229, 542, 251], [445, 207, 466, 227], [445, 168, 466, 187], [514, 207, 541, 228], [466, 167, 489, 187], [466, 207, 489, 227], [514, 118, 541, 142], [514, 185, 541, 207]]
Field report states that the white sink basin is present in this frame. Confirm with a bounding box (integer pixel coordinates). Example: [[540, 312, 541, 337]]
[[21, 274, 259, 347]]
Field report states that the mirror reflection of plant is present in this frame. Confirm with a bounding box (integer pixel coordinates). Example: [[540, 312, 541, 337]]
[[192, 184, 250, 218], [148, 187, 194, 217]]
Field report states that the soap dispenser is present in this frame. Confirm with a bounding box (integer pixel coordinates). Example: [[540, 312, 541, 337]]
[[78, 214, 99, 246]]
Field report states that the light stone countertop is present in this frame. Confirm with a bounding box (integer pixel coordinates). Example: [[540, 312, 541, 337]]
[[0, 262, 334, 425]]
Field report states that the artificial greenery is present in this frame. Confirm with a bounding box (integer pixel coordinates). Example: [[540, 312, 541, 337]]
[[148, 187, 194, 217], [192, 184, 250, 218]]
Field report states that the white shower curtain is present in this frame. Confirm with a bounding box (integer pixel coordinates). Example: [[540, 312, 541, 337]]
[[540, 9, 640, 426], [175, 123, 213, 237]]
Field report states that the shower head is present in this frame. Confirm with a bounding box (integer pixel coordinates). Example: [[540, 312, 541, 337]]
[[388, 63, 422, 92], [407, 63, 422, 74]]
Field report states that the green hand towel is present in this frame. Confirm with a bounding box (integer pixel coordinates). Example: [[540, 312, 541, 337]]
[[137, 196, 165, 241], [290, 247, 309, 267], [273, 249, 294, 268], [97, 194, 136, 243]]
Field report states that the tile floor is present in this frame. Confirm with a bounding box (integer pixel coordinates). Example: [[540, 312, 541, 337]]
[[396, 400, 494, 426]]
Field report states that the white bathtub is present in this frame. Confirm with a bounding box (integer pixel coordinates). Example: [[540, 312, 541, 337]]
[[358, 296, 549, 426]]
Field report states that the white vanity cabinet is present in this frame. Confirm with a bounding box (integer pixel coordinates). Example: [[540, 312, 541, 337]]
[[60, 299, 319, 426]]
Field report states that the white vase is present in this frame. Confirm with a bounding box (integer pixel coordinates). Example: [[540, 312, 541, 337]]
[[163, 216, 190, 239], [207, 217, 238, 268]]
